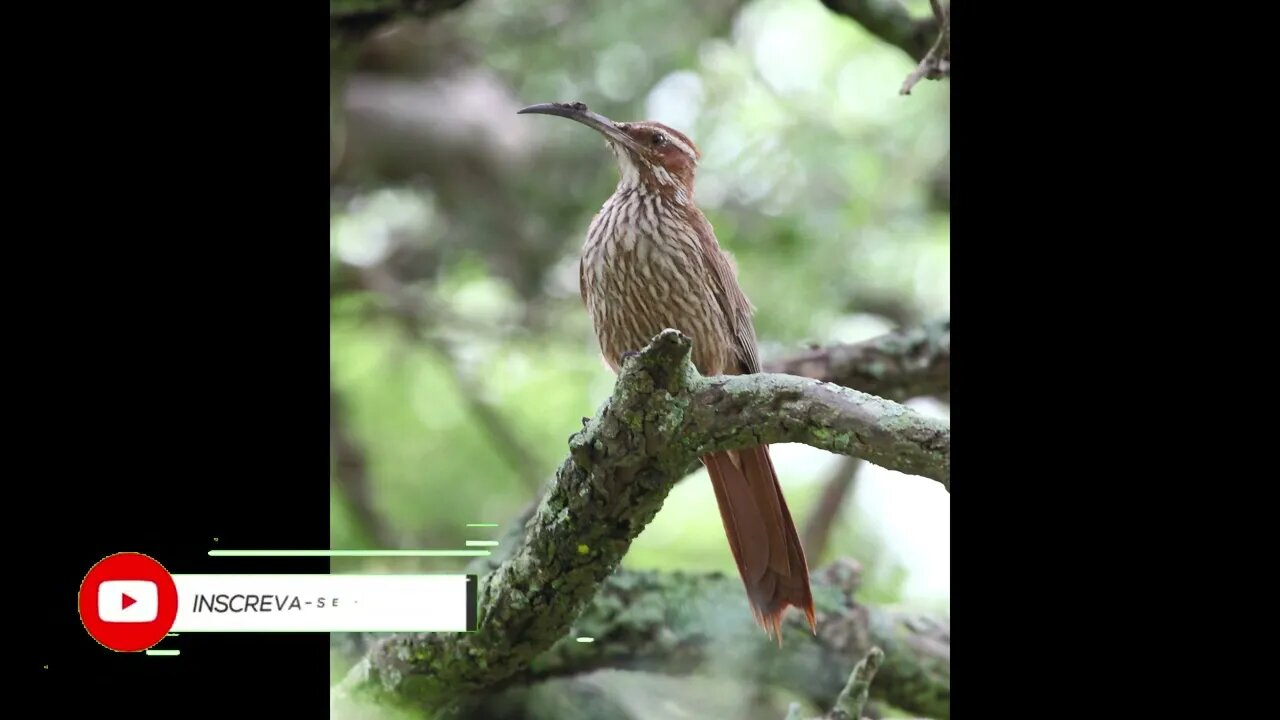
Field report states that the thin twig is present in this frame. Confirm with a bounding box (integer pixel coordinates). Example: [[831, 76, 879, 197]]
[[901, 1, 950, 95]]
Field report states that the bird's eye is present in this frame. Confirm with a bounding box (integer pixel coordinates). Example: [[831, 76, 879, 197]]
[[652, 133, 666, 147]]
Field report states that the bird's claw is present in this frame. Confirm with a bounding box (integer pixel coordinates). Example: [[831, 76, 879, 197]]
[[619, 350, 640, 365]]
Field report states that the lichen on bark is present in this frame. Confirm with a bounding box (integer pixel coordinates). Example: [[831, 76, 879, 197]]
[[336, 329, 951, 715], [764, 318, 950, 402], [480, 562, 948, 720]]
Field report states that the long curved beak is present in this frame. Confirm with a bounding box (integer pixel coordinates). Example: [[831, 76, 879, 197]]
[[517, 102, 642, 153]]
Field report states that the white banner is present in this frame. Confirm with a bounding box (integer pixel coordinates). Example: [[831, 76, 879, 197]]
[[169, 574, 474, 632]]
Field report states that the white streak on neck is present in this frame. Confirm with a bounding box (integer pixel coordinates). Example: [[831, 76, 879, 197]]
[[649, 166, 690, 204], [611, 146, 691, 203], [612, 144, 641, 189]]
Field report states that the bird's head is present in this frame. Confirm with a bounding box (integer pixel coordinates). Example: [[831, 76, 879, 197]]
[[518, 101, 701, 194]]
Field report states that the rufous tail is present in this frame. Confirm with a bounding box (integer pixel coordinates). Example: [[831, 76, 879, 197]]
[[703, 445, 816, 643]]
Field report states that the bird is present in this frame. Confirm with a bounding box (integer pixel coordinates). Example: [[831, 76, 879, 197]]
[[518, 101, 816, 642]]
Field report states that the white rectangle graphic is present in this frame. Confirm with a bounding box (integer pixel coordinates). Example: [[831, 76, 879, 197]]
[[170, 574, 472, 632], [99, 580, 159, 623]]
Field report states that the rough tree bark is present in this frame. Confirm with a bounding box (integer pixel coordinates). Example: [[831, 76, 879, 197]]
[[334, 328, 950, 716], [764, 318, 950, 403], [481, 561, 948, 720]]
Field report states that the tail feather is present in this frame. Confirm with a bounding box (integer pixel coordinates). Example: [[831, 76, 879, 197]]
[[703, 445, 816, 643]]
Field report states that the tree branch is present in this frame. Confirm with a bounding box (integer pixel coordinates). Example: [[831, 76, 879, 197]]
[[330, 0, 475, 179], [358, 561, 948, 720], [689, 373, 949, 487], [817, 0, 949, 94], [330, 0, 472, 33], [900, 1, 950, 95], [519, 561, 945, 719], [764, 318, 949, 403], [335, 329, 950, 713], [818, 0, 941, 62], [824, 647, 884, 719]]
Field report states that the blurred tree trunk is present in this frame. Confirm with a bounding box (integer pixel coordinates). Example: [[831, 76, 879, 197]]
[[330, 1, 475, 181]]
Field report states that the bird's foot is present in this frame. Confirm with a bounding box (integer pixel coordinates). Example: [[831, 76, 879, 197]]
[[619, 350, 640, 365]]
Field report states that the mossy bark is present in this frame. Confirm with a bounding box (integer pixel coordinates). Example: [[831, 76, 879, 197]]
[[764, 318, 950, 403], [477, 562, 947, 719], [336, 330, 950, 716], [685, 370, 950, 487], [338, 565, 949, 720]]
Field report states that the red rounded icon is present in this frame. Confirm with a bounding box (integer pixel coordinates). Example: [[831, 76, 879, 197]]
[[78, 552, 178, 652]]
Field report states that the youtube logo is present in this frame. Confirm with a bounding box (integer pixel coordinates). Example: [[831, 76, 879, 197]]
[[79, 553, 178, 652], [98, 580, 159, 623]]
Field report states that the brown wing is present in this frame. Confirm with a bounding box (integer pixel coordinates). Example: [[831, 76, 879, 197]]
[[688, 209, 762, 374]]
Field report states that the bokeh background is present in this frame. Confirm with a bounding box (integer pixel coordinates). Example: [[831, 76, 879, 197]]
[[330, 0, 949, 709]]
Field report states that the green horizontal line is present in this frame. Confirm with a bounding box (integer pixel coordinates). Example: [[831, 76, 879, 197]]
[[208, 550, 491, 557], [466, 523, 499, 528], [465, 540, 500, 547], [146, 649, 180, 656]]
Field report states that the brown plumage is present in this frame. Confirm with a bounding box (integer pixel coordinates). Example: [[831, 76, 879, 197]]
[[518, 101, 816, 642]]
